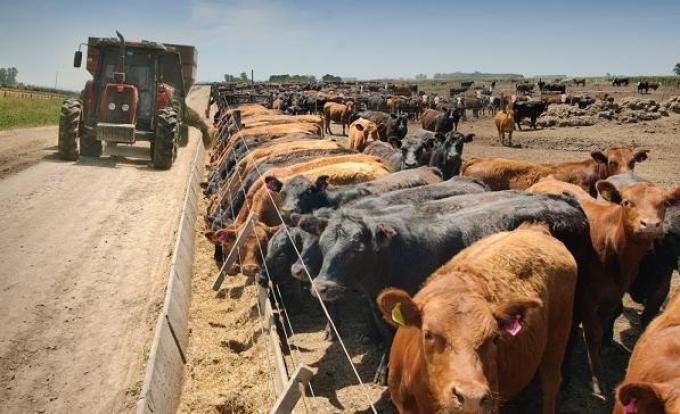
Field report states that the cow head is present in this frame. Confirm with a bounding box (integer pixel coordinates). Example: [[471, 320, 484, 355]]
[[259, 226, 301, 283], [596, 180, 680, 239], [208, 223, 278, 277], [353, 121, 380, 147], [616, 382, 678, 414], [377, 287, 541, 413], [390, 113, 408, 138], [438, 132, 475, 178], [312, 214, 397, 302], [591, 147, 650, 177], [400, 136, 437, 169], [275, 175, 330, 219]]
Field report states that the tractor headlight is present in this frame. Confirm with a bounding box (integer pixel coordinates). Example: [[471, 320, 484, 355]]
[[121, 104, 130, 112], [108, 102, 116, 111]]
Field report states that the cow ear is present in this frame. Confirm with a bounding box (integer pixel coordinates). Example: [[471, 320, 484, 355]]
[[377, 288, 421, 328], [463, 133, 475, 143], [634, 149, 650, 162], [265, 176, 284, 192], [214, 229, 236, 243], [354, 123, 364, 132], [596, 180, 623, 204], [314, 175, 329, 191], [591, 150, 607, 165], [617, 382, 666, 414], [375, 223, 397, 246], [665, 186, 680, 208], [492, 298, 542, 336]]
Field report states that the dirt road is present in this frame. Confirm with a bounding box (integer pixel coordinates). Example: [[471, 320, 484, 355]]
[[0, 126, 58, 180], [0, 86, 209, 413]]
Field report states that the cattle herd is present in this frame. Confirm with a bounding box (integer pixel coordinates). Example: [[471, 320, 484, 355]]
[[200, 81, 679, 413]]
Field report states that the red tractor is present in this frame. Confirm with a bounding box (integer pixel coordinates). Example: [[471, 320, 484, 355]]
[[58, 32, 197, 169]]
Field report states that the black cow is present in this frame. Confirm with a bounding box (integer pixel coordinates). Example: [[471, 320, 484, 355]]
[[573, 78, 586, 86], [422, 107, 462, 133], [612, 77, 630, 86], [274, 166, 442, 218], [515, 83, 535, 95], [541, 83, 567, 93], [311, 193, 589, 382], [513, 100, 548, 130], [427, 132, 474, 179]]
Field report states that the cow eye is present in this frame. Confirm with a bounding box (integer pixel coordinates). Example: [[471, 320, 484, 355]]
[[609, 161, 618, 167], [622, 199, 633, 208], [423, 331, 434, 341]]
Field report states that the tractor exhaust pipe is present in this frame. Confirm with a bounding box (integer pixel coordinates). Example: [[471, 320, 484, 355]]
[[114, 30, 126, 83]]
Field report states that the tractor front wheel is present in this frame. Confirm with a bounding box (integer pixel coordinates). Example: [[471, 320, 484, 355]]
[[80, 127, 102, 157], [152, 107, 178, 170], [57, 98, 81, 161]]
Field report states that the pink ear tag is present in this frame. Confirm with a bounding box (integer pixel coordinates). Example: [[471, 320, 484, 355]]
[[504, 314, 522, 336], [623, 398, 636, 414]]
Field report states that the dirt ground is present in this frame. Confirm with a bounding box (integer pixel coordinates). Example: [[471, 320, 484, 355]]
[[0, 86, 209, 413], [181, 86, 679, 414]]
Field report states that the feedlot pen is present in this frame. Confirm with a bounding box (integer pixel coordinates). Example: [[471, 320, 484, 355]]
[[179, 82, 680, 414]]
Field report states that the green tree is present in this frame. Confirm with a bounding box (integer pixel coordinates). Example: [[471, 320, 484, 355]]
[[7, 67, 18, 85], [0, 68, 6, 85], [224, 74, 238, 83], [240, 71, 248, 81], [674, 63, 680, 76], [415, 73, 427, 80], [321, 74, 342, 82]]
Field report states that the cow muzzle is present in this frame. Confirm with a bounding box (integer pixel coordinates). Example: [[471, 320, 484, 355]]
[[311, 278, 347, 302]]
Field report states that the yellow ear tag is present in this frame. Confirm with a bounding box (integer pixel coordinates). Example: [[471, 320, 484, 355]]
[[392, 302, 406, 327], [601, 190, 611, 201]]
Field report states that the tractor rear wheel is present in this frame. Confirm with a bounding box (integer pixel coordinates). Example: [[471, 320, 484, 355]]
[[58, 98, 80, 161], [152, 107, 178, 170]]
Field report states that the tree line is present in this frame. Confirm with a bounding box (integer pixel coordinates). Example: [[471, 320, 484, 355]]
[[0, 67, 19, 86]]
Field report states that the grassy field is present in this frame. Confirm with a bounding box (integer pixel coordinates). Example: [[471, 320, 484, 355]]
[[0, 96, 62, 130]]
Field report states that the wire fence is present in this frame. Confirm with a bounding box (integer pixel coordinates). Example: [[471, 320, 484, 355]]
[[206, 91, 378, 413]]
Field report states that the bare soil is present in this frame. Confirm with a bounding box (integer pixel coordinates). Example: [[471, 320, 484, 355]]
[[0, 86, 210, 413], [182, 87, 679, 414]]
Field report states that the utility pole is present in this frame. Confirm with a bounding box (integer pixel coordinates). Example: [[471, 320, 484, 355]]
[[55, 71, 58, 89], [251, 69, 254, 86]]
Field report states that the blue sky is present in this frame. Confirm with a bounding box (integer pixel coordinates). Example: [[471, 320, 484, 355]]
[[1, 0, 679, 91]]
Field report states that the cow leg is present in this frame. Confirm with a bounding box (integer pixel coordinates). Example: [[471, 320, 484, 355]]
[[640, 268, 672, 327], [507, 130, 513, 147], [539, 339, 567, 413], [581, 308, 608, 400]]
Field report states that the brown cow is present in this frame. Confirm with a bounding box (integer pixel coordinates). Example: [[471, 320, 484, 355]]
[[378, 224, 577, 414], [527, 176, 680, 398], [495, 109, 515, 146], [613, 288, 680, 414], [323, 101, 354, 135], [348, 118, 380, 151], [462, 146, 650, 196]]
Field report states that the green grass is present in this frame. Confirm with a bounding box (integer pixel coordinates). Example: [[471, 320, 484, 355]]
[[0, 96, 62, 130]]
